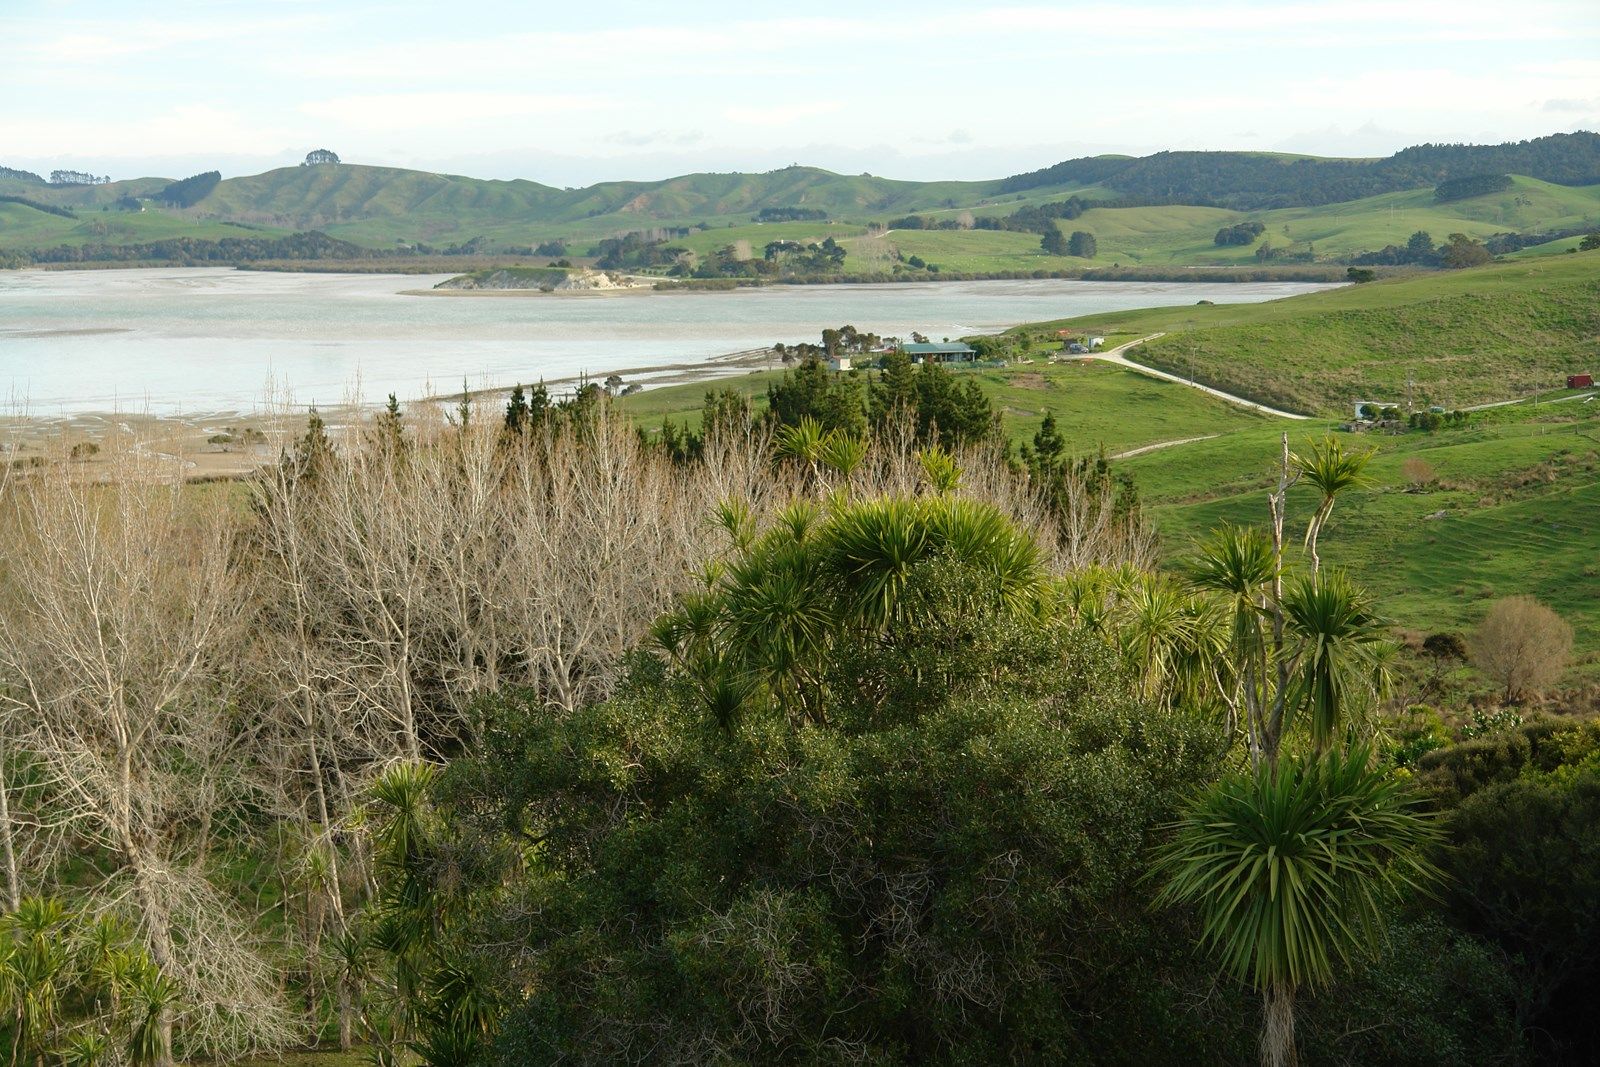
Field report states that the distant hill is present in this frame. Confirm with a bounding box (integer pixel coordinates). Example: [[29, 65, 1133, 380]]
[[1000, 132, 1600, 208], [1, 132, 1595, 265], [183, 163, 999, 233]]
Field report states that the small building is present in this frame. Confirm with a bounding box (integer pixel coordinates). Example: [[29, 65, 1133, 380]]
[[828, 356, 852, 372], [901, 342, 976, 364], [1088, 336, 1106, 350], [1569, 373, 1594, 389]]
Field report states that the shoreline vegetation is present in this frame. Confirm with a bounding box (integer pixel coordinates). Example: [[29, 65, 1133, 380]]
[[13, 258, 1367, 284]]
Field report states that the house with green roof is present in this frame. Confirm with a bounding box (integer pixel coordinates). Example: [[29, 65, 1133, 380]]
[[899, 342, 975, 364]]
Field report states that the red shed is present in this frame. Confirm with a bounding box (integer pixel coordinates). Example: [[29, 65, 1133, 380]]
[[1569, 373, 1594, 388]]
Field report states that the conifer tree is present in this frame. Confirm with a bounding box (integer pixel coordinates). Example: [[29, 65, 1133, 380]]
[[503, 384, 529, 436]]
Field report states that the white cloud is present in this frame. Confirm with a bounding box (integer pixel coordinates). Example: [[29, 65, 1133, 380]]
[[1544, 97, 1600, 112], [0, 105, 295, 159], [3, 2, 1594, 181], [602, 129, 705, 147], [723, 102, 843, 125], [300, 92, 619, 132], [18, 13, 327, 63]]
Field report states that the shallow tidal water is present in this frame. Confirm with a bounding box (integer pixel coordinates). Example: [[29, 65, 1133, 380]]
[[0, 268, 1337, 413]]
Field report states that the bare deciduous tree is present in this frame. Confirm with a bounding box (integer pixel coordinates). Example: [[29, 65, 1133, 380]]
[[1469, 595, 1574, 702], [0, 442, 299, 1063]]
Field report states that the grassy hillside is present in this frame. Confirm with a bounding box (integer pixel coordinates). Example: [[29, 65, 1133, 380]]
[[3, 133, 1593, 262], [1120, 401, 1600, 660], [1000, 131, 1600, 208], [0, 200, 288, 248], [100, 165, 1014, 249], [799, 177, 1600, 275], [1019, 252, 1600, 414], [852, 177, 1600, 272]]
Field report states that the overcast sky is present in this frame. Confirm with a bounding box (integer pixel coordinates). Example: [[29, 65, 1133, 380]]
[[4, 0, 1597, 186]]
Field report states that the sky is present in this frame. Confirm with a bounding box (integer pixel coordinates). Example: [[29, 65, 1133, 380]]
[[3, 0, 1598, 186]]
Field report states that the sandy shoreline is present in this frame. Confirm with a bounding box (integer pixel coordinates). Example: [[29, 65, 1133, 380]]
[[2, 345, 777, 479], [402, 284, 657, 298], [422, 345, 779, 403]]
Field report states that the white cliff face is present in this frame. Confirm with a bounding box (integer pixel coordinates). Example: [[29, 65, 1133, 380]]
[[554, 270, 644, 291]]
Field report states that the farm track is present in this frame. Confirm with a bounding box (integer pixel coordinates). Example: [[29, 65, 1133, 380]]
[[1087, 334, 1313, 420]]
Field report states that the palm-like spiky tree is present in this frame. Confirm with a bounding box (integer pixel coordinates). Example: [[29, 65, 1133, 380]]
[[5, 896, 71, 1067], [1153, 746, 1442, 1067], [126, 964, 179, 1067], [369, 762, 439, 1049], [775, 417, 828, 492], [1192, 525, 1278, 760], [1281, 571, 1388, 751], [77, 914, 135, 1020], [1116, 573, 1193, 704], [57, 1032, 108, 1067], [1170, 592, 1232, 718], [326, 928, 371, 1051], [1290, 436, 1372, 575], [657, 466, 1048, 727], [916, 445, 963, 495]]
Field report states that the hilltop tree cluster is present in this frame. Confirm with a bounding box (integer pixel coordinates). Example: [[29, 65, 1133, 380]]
[[10, 230, 372, 266], [48, 169, 109, 185], [755, 206, 828, 221], [593, 231, 688, 269]]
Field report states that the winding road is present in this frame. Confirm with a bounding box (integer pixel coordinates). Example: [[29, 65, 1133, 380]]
[[1082, 335, 1595, 461], [1086, 333, 1311, 420], [1111, 434, 1221, 460]]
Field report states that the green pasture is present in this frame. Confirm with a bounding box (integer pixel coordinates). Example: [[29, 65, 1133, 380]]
[[1011, 253, 1600, 414], [0, 201, 288, 249]]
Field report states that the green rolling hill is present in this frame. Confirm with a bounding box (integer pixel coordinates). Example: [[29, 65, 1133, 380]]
[[2, 132, 1596, 264], [1020, 253, 1600, 414]]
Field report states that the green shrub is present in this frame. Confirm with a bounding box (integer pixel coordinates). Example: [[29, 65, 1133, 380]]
[[430, 498, 1235, 1063], [1386, 704, 1453, 768], [1298, 915, 1528, 1066], [1443, 767, 1600, 1057], [1415, 729, 1532, 803]]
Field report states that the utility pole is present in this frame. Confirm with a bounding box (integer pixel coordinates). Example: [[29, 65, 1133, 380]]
[[1406, 368, 1414, 414]]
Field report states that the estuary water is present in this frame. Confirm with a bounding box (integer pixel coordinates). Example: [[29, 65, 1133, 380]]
[[0, 268, 1337, 413]]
